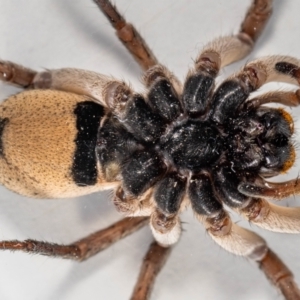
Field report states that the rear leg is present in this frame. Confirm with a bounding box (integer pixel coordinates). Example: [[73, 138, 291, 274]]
[[0, 217, 172, 300], [0, 217, 147, 260], [199, 210, 300, 300], [131, 241, 172, 300]]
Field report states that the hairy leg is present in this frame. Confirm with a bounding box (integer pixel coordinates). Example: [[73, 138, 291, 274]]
[[260, 249, 300, 300], [239, 178, 300, 200], [0, 60, 37, 88], [237, 198, 300, 233], [245, 90, 300, 109], [199, 211, 300, 300], [192, 0, 273, 75], [0, 217, 147, 260], [131, 241, 172, 300], [93, 0, 158, 71]]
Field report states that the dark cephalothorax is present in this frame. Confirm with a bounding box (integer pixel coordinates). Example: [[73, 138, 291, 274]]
[[97, 64, 294, 230]]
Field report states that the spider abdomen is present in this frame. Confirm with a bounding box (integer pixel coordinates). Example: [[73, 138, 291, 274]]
[[0, 90, 112, 198]]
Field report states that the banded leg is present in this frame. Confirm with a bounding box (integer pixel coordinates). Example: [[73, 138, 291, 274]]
[[234, 56, 300, 89], [198, 211, 300, 300], [1, 1, 182, 105], [114, 176, 184, 247], [0, 0, 162, 95], [0, 217, 147, 260], [93, 0, 158, 71], [189, 172, 300, 298], [240, 0, 273, 44], [0, 0, 160, 79], [131, 241, 172, 300]]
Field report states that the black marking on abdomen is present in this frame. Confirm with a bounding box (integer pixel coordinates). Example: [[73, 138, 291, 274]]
[[0, 118, 8, 157], [72, 101, 104, 186]]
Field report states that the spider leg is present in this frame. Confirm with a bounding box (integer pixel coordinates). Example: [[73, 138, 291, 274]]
[[240, 0, 273, 44], [245, 90, 300, 109], [202, 211, 267, 259], [114, 189, 182, 247], [0, 59, 37, 88], [0, 63, 137, 110], [188, 172, 300, 298], [0, 216, 171, 300], [193, 0, 273, 73], [143, 64, 182, 102], [113, 186, 154, 217], [0, 0, 179, 95], [131, 241, 172, 300], [93, 0, 183, 97], [93, 0, 158, 71], [237, 179, 300, 233], [115, 179, 184, 247], [214, 168, 300, 234], [199, 210, 300, 300], [234, 56, 300, 87], [260, 249, 300, 300], [149, 209, 182, 247], [238, 198, 300, 233], [238, 178, 300, 200], [0, 217, 147, 260]]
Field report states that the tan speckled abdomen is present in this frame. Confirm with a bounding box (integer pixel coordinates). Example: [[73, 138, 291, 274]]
[[0, 89, 116, 198]]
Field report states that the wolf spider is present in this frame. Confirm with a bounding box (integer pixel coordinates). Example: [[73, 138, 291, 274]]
[[0, 0, 300, 297]]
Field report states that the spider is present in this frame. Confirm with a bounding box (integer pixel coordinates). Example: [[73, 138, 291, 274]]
[[0, 0, 300, 300]]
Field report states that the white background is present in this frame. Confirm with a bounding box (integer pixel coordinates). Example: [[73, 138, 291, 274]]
[[0, 1, 300, 299]]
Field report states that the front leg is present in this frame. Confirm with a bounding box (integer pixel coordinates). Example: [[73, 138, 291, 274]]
[[93, 0, 158, 71]]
